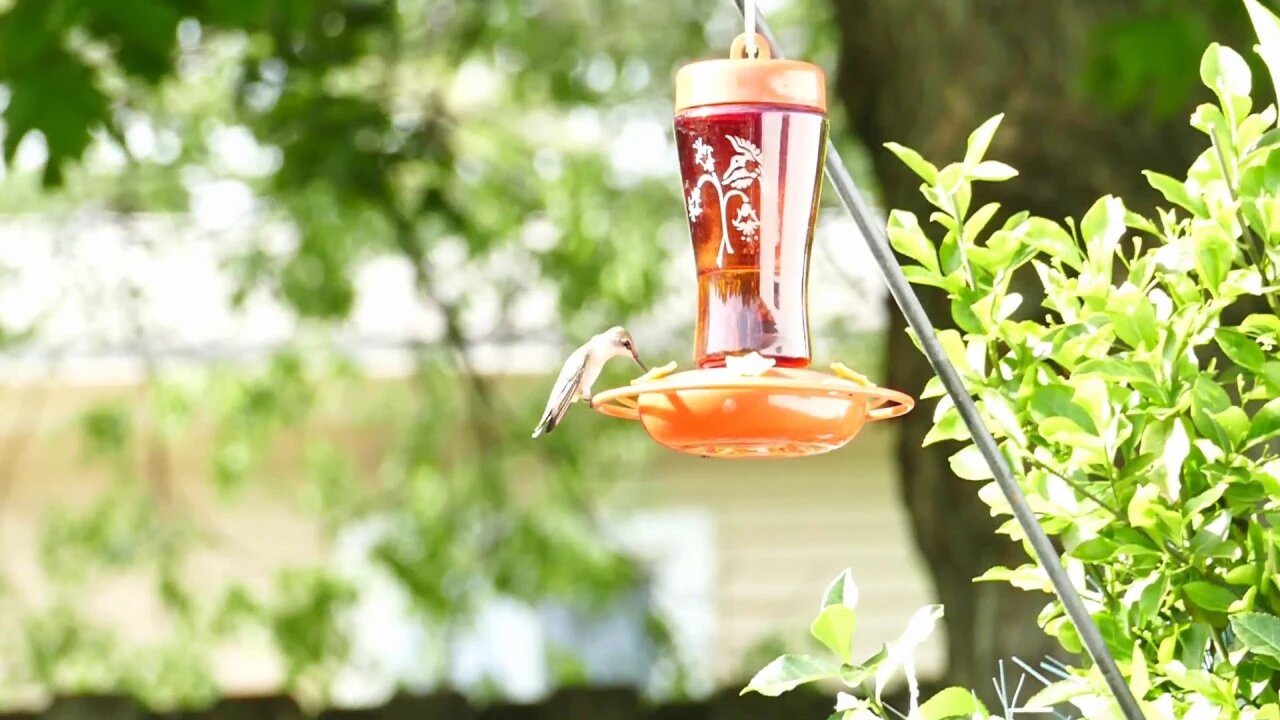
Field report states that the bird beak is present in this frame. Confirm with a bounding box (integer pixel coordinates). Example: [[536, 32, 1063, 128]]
[[630, 349, 647, 372]]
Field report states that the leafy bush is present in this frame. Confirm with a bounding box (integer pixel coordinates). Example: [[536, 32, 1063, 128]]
[[747, 1, 1280, 718], [742, 569, 950, 718]]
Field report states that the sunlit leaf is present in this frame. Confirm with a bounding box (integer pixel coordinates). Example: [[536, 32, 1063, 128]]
[[885, 142, 939, 185], [742, 654, 842, 697], [1144, 170, 1208, 217], [964, 114, 1004, 166], [1232, 613, 1280, 660], [1183, 581, 1237, 613], [1246, 0, 1280, 112], [810, 605, 858, 665], [918, 687, 985, 720], [968, 161, 1018, 182], [1200, 42, 1252, 98]]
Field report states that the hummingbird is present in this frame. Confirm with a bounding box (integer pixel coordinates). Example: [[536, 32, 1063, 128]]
[[532, 326, 647, 438]]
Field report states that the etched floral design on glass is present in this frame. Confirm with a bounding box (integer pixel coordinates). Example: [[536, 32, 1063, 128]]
[[684, 134, 763, 266]]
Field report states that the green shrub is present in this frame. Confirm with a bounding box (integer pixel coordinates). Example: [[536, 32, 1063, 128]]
[[746, 2, 1280, 718]]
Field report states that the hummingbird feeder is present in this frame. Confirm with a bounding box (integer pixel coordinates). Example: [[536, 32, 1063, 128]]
[[590, 30, 913, 458], [597, 4, 1143, 715]]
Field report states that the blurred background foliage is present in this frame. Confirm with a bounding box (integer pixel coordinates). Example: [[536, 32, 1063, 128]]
[[0, 0, 1275, 713], [0, 0, 846, 710]]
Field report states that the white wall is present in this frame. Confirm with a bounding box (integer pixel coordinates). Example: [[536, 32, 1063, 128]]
[[0, 382, 941, 705]]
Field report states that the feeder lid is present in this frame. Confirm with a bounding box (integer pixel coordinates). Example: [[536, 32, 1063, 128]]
[[675, 32, 826, 114]]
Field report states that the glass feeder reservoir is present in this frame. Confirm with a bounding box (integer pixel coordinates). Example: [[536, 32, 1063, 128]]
[[587, 33, 912, 459], [674, 33, 827, 368]]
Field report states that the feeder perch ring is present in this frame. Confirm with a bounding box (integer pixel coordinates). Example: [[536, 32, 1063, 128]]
[[590, 365, 913, 459]]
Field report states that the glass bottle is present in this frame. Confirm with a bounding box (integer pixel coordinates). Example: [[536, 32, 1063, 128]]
[[674, 33, 828, 368]]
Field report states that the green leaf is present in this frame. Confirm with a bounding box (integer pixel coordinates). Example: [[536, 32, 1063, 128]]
[[1200, 42, 1252, 98], [1183, 581, 1237, 612], [975, 564, 1052, 593], [810, 605, 857, 664], [968, 161, 1017, 182], [1130, 642, 1150, 699], [962, 202, 1001, 242], [1190, 511, 1232, 557], [923, 404, 968, 446], [1143, 170, 1208, 217], [1, 48, 112, 186], [903, 265, 957, 292], [918, 687, 985, 720], [1214, 406, 1251, 450], [1137, 574, 1168, 626], [1054, 618, 1083, 654], [841, 645, 888, 688], [1194, 225, 1234, 291], [1094, 613, 1133, 661], [885, 142, 939, 185], [822, 568, 859, 609], [1125, 210, 1160, 235], [1128, 483, 1161, 529], [1193, 375, 1232, 414], [1163, 660, 1230, 704], [1021, 218, 1083, 271], [1070, 537, 1118, 562], [1029, 385, 1098, 434], [809, 570, 860, 663], [979, 389, 1026, 445], [964, 114, 1004, 165], [1161, 418, 1190, 502], [1040, 416, 1107, 457], [87, 0, 182, 82], [1080, 196, 1126, 269], [741, 654, 841, 697], [1250, 397, 1280, 445], [1108, 287, 1158, 350], [1246, 0, 1280, 114], [1226, 565, 1259, 586], [1179, 625, 1212, 669], [1231, 612, 1280, 660], [1216, 328, 1266, 371], [1243, 313, 1280, 337], [887, 210, 939, 274], [935, 329, 971, 374], [1192, 375, 1235, 448], [874, 604, 944, 704], [1025, 678, 1095, 709], [1076, 358, 1163, 400], [1191, 103, 1230, 137], [948, 444, 993, 481], [1263, 362, 1280, 393]]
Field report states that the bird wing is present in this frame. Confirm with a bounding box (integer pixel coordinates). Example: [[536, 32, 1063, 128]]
[[532, 350, 586, 437]]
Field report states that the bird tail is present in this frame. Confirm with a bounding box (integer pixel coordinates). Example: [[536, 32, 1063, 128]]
[[531, 412, 558, 438]]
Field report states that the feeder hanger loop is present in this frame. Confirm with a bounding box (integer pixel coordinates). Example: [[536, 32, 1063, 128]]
[[728, 2, 1146, 719]]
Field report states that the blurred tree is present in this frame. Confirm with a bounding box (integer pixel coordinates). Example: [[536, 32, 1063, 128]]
[[0, 0, 722, 707], [831, 0, 1265, 702]]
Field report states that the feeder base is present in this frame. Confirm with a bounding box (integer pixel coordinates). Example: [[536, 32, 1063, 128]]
[[678, 440, 848, 459], [590, 364, 911, 459]]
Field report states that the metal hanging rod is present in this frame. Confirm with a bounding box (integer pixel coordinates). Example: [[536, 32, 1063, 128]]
[[727, 3, 1145, 719]]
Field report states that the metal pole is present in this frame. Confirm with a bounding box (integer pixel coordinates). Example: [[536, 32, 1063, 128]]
[[729, 3, 1145, 718]]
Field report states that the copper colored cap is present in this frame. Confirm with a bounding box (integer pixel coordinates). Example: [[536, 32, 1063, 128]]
[[675, 33, 826, 114]]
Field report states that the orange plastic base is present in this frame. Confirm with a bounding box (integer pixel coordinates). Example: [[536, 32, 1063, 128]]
[[590, 365, 913, 459]]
